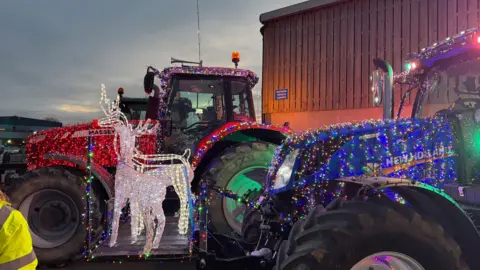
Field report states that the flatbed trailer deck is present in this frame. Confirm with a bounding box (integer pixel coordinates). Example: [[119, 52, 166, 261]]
[[90, 216, 191, 259]]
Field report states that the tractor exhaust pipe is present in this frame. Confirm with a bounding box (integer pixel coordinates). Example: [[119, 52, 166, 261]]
[[371, 58, 394, 120]]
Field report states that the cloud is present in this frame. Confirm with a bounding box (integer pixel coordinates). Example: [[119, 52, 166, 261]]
[[56, 104, 100, 113], [0, 0, 302, 124]]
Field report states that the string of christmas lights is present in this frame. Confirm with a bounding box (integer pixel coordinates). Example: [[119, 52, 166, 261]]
[[267, 117, 458, 226], [158, 66, 259, 97]]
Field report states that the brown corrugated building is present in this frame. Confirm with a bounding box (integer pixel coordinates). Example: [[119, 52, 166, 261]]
[[260, 0, 480, 131]]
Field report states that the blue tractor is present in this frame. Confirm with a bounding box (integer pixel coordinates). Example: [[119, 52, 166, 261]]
[[218, 28, 480, 270]]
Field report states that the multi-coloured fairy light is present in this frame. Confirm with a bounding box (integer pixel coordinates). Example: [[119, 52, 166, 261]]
[[84, 133, 95, 260], [158, 66, 259, 97], [96, 85, 194, 254], [267, 117, 457, 227], [266, 28, 480, 226]]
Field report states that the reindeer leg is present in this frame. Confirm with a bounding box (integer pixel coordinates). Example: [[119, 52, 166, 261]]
[[143, 208, 155, 254], [130, 199, 141, 244], [152, 204, 166, 249], [136, 201, 145, 235], [179, 186, 189, 234], [152, 190, 167, 249], [109, 193, 127, 247], [179, 170, 192, 234], [172, 166, 188, 234]]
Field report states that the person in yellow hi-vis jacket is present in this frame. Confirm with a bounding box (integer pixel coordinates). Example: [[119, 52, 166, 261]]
[[0, 190, 38, 269]]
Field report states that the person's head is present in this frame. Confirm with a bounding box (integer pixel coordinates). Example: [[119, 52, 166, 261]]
[[175, 91, 181, 100], [0, 190, 8, 202]]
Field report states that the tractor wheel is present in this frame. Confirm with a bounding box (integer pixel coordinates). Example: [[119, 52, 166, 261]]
[[5, 166, 103, 266], [204, 142, 275, 237], [276, 198, 469, 270]]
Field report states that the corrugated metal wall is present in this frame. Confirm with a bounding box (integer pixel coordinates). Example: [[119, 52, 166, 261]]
[[262, 0, 480, 115]]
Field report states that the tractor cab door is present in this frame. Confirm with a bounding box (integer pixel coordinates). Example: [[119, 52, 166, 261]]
[[229, 80, 256, 122], [416, 61, 480, 186], [449, 106, 480, 183]]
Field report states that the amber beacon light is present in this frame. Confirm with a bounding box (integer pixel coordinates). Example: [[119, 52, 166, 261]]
[[232, 51, 240, 68]]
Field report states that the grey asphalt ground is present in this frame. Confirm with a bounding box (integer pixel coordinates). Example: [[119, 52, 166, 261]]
[[45, 261, 195, 270]]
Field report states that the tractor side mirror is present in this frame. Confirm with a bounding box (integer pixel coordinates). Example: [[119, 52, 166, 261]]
[[371, 58, 394, 120], [144, 71, 155, 94], [370, 70, 383, 107]]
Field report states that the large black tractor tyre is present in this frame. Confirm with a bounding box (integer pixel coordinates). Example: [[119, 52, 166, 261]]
[[204, 142, 275, 237], [5, 167, 102, 266], [276, 198, 469, 270]]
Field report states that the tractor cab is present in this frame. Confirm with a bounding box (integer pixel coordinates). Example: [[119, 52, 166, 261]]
[[167, 72, 256, 130], [371, 28, 480, 194], [141, 55, 259, 154], [371, 28, 480, 121]]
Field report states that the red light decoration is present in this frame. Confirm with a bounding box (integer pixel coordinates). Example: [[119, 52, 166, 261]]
[[410, 61, 417, 70], [27, 120, 157, 172]]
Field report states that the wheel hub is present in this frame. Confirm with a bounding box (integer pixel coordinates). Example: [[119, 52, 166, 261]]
[[222, 166, 266, 235], [351, 251, 425, 270], [19, 189, 80, 249], [37, 201, 72, 231]]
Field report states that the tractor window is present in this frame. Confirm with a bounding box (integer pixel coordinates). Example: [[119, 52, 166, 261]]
[[416, 60, 480, 118], [231, 81, 255, 121], [170, 76, 227, 128]]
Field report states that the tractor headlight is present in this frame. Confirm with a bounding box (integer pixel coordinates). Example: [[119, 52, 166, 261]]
[[272, 150, 299, 190]]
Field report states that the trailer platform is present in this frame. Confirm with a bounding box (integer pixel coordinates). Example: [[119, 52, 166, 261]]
[[90, 216, 191, 259]]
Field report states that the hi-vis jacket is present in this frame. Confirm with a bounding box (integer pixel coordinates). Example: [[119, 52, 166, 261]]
[[0, 201, 38, 269]]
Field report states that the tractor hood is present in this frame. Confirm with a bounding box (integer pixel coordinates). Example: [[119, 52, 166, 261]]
[[26, 120, 157, 171], [267, 117, 457, 194]]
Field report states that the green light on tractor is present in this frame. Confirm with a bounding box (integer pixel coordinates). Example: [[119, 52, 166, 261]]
[[405, 61, 417, 71]]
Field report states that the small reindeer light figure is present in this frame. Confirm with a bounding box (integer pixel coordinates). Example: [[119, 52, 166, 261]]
[[130, 149, 195, 249], [97, 85, 194, 254]]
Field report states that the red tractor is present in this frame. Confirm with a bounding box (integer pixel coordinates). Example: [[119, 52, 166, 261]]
[[3, 56, 292, 265]]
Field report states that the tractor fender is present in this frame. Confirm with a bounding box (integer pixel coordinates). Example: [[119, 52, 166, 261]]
[[337, 176, 480, 267], [191, 122, 292, 179], [43, 153, 114, 198]]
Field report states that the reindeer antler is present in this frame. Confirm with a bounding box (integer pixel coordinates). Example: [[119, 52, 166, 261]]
[[99, 84, 120, 126], [98, 84, 133, 129]]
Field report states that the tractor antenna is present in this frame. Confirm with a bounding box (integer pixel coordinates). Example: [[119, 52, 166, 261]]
[[196, 0, 202, 63]]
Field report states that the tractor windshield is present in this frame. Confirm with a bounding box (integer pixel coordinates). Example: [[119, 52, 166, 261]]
[[414, 59, 480, 118], [169, 75, 254, 129]]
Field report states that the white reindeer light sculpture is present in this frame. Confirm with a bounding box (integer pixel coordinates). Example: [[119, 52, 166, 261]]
[[97, 84, 194, 254], [130, 150, 195, 246]]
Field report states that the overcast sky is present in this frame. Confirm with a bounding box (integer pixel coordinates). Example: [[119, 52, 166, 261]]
[[0, 0, 302, 124]]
